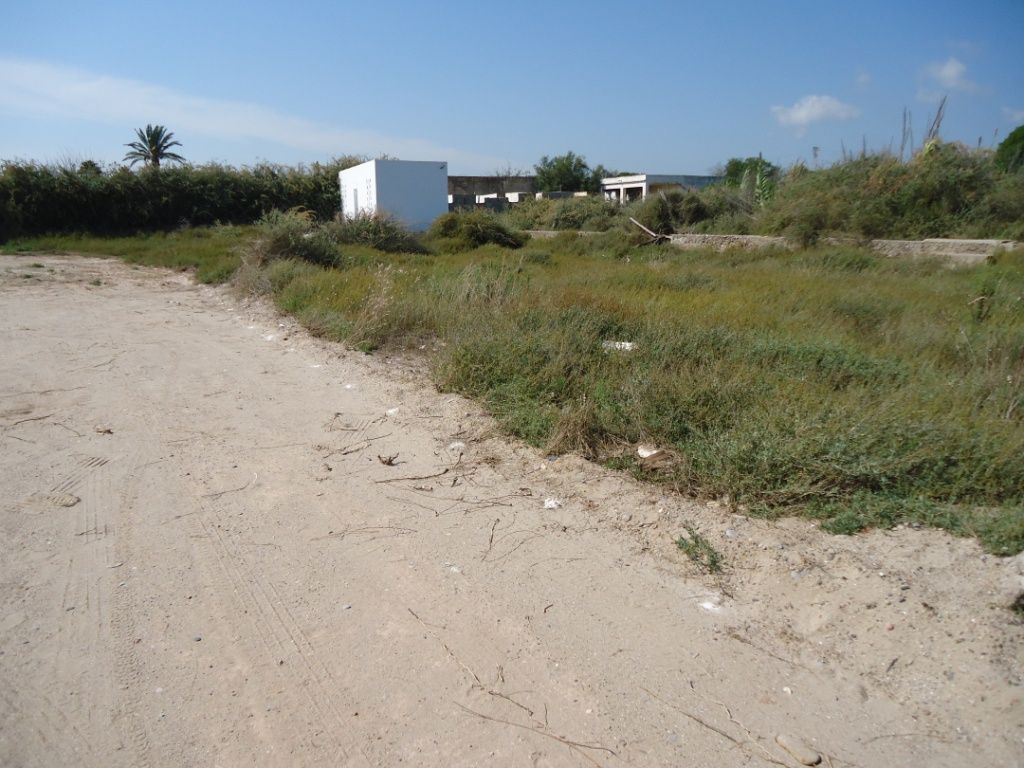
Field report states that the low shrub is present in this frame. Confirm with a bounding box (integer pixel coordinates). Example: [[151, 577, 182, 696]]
[[321, 213, 425, 253], [428, 210, 526, 250], [549, 196, 619, 231], [254, 208, 339, 266]]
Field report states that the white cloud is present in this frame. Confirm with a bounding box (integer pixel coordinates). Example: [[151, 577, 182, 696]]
[[0, 56, 506, 172], [1003, 107, 1024, 124], [924, 57, 977, 92], [770, 95, 860, 136]]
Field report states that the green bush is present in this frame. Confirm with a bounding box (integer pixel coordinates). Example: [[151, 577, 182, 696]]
[[255, 208, 339, 266], [994, 125, 1024, 173], [428, 210, 526, 250], [322, 213, 425, 253], [0, 158, 361, 241], [550, 196, 619, 231], [504, 197, 554, 230], [755, 144, 1018, 241], [628, 189, 716, 236], [633, 194, 675, 235]]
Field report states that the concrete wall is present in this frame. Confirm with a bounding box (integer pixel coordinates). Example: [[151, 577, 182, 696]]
[[448, 175, 536, 196], [525, 230, 1019, 265], [340, 160, 448, 231]]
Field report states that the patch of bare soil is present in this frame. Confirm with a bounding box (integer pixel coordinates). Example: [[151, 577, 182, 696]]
[[1, 254, 1021, 767]]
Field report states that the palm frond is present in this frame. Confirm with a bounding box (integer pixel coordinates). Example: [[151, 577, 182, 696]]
[[122, 124, 186, 168]]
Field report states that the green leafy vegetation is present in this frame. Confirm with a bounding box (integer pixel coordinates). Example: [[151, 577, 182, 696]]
[[8, 223, 1024, 554], [508, 142, 1024, 242], [123, 124, 186, 169], [994, 125, 1024, 174], [676, 526, 724, 573], [230, 224, 1024, 555], [428, 210, 527, 251], [533, 151, 620, 194], [5, 135, 1023, 555], [0, 157, 362, 239]]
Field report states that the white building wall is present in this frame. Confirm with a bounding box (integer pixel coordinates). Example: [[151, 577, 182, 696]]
[[339, 162, 377, 219], [340, 159, 448, 232]]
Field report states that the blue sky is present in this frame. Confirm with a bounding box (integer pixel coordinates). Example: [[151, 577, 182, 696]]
[[1, 0, 1022, 174]]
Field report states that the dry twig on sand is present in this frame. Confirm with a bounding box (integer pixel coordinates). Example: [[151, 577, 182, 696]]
[[454, 703, 616, 767], [202, 473, 257, 499], [640, 686, 793, 767]]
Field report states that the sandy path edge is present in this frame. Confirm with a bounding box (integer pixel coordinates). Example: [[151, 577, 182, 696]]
[[1, 253, 1021, 767]]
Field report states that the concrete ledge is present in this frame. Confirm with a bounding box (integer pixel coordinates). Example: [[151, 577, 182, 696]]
[[668, 233, 789, 251], [523, 230, 1020, 265]]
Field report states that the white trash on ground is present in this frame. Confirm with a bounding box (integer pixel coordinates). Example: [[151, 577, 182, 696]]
[[601, 340, 635, 352]]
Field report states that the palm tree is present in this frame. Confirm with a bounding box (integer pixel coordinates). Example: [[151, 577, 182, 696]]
[[123, 124, 185, 169]]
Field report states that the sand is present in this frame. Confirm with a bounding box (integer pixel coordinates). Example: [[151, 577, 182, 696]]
[[1, 254, 1021, 767]]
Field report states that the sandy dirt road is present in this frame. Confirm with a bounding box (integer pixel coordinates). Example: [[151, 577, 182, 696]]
[[0, 254, 1021, 767]]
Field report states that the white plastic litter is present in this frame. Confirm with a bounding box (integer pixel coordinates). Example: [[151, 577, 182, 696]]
[[543, 498, 562, 509], [601, 340, 635, 352], [344, 383, 356, 390], [385, 407, 399, 417], [447, 441, 467, 452], [263, 334, 275, 341], [637, 445, 660, 458]]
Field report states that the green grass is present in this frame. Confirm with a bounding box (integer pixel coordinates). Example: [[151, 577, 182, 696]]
[[239, 226, 1022, 555], [8, 221, 1024, 555], [1, 225, 249, 283], [676, 525, 724, 573]]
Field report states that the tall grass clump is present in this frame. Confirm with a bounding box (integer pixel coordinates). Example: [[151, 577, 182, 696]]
[[246, 208, 425, 269], [322, 213, 426, 253], [570, 140, 1022, 242], [428, 210, 527, 251], [756, 142, 1023, 241], [238, 234, 1024, 554]]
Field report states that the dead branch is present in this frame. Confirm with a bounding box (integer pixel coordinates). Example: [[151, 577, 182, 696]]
[[640, 686, 792, 768], [374, 467, 450, 484], [629, 217, 670, 245], [487, 689, 534, 718], [202, 473, 257, 499], [407, 611, 482, 685], [5, 412, 55, 429], [481, 517, 500, 561], [0, 386, 87, 399], [715, 698, 795, 767], [313, 525, 416, 542], [326, 432, 393, 457], [406, 607, 446, 630], [455, 702, 615, 765]]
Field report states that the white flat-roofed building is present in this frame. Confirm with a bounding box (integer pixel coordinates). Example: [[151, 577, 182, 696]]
[[339, 159, 448, 231], [601, 173, 722, 204]]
